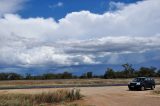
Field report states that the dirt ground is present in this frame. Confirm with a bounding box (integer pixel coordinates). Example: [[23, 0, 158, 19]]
[[0, 86, 160, 106], [79, 85, 160, 106]]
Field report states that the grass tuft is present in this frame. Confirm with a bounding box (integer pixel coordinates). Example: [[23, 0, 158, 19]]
[[152, 89, 160, 95], [0, 88, 82, 106]]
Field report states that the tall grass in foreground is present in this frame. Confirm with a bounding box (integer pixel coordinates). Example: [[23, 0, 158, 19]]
[[0, 88, 82, 106], [152, 88, 160, 95]]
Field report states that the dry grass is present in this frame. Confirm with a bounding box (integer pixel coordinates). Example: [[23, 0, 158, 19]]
[[0, 78, 159, 89], [0, 88, 82, 106], [0, 78, 132, 87], [152, 88, 160, 95], [153, 90, 160, 95], [66, 103, 95, 106]]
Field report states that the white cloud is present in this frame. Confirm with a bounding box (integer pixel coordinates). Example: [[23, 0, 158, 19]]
[[1, 0, 160, 40], [0, 35, 160, 67], [0, 0, 160, 67], [60, 36, 160, 54], [0, 14, 57, 39], [0, 0, 27, 16], [109, 1, 126, 11]]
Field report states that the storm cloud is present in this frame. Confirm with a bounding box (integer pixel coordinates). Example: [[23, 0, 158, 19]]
[[0, 0, 160, 70]]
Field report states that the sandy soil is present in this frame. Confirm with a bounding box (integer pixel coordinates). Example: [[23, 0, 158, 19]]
[[0, 86, 160, 106], [79, 86, 160, 106]]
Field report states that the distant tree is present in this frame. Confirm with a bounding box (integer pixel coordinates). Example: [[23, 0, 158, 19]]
[[42, 72, 73, 79], [138, 66, 156, 77], [86, 72, 93, 78], [0, 73, 8, 80], [104, 68, 115, 79], [7, 73, 22, 80], [80, 72, 93, 78], [43, 73, 56, 79], [62, 72, 73, 79], [25, 73, 32, 80], [122, 63, 135, 78], [157, 69, 160, 77], [114, 71, 125, 78], [80, 73, 87, 78]]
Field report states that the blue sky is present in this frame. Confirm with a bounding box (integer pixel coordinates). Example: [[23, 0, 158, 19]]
[[0, 0, 160, 75], [19, 0, 142, 20]]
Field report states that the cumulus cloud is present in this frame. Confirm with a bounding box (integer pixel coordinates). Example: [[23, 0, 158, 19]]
[[1, 0, 160, 40], [0, 0, 27, 16], [0, 0, 160, 68], [0, 14, 57, 39], [55, 0, 160, 39]]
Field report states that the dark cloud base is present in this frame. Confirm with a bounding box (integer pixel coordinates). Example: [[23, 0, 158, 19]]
[[0, 61, 159, 76]]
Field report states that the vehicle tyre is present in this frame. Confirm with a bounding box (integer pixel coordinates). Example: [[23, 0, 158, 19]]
[[151, 85, 155, 90], [141, 86, 145, 91]]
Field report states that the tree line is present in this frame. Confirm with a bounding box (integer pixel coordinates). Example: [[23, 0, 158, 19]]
[[0, 64, 160, 80], [104, 64, 160, 79]]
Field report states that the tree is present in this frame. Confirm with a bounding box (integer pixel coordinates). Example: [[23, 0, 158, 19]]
[[86, 72, 93, 78], [138, 66, 156, 77], [25, 73, 32, 80], [80, 72, 93, 78], [104, 68, 115, 79], [122, 63, 135, 78], [0, 73, 8, 80], [80, 73, 87, 78], [43, 73, 56, 79], [157, 69, 160, 77], [62, 72, 73, 79], [7, 73, 22, 80]]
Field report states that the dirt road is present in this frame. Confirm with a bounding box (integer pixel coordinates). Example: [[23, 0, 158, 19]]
[[80, 86, 160, 106], [0, 86, 160, 106]]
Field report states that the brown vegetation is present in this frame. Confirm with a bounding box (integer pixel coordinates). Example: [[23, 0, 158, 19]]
[[0, 78, 160, 88], [0, 88, 82, 106], [0, 78, 131, 87], [152, 87, 160, 95]]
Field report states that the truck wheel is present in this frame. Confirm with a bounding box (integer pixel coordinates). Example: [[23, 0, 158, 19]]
[[141, 86, 145, 91], [151, 85, 155, 90]]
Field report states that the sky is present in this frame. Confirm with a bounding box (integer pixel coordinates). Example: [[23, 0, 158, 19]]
[[0, 0, 160, 75]]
